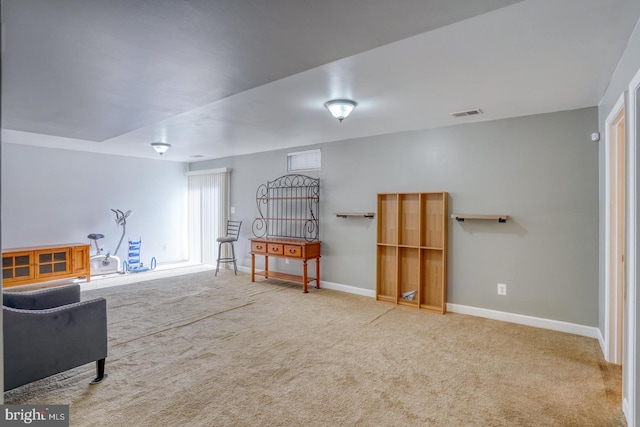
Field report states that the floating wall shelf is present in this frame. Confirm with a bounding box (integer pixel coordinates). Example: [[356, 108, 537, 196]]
[[451, 214, 509, 223], [335, 212, 375, 219]]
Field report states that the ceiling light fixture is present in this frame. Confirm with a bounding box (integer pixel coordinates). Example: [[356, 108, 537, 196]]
[[324, 99, 357, 122], [150, 142, 171, 155]]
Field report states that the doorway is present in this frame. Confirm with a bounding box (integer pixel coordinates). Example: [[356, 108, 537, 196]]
[[605, 96, 625, 364]]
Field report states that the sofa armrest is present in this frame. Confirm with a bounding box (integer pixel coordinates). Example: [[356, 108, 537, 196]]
[[3, 283, 81, 309], [3, 297, 108, 390]]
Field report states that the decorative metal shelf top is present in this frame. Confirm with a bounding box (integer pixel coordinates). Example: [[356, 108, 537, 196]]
[[451, 214, 509, 223], [335, 212, 375, 219], [253, 174, 320, 242]]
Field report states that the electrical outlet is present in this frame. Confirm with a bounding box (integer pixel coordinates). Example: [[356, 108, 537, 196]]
[[230, 207, 236, 214], [497, 283, 507, 295], [285, 259, 290, 264]]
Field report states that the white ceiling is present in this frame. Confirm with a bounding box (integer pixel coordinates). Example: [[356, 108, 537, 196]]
[[2, 0, 640, 162]]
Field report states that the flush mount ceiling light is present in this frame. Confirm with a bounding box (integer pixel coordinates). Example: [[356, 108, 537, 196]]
[[324, 99, 357, 122], [150, 142, 171, 155]]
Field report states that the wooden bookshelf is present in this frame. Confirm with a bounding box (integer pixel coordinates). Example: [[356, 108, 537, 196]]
[[376, 193, 447, 314]]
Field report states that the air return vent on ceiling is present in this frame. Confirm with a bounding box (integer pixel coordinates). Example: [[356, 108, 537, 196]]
[[451, 108, 483, 118]]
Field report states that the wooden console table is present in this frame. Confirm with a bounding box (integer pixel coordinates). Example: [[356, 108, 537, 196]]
[[2, 243, 90, 288], [250, 237, 321, 293]]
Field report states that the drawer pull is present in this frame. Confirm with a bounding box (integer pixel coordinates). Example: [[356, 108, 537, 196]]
[[256, 245, 263, 250], [288, 249, 296, 254]]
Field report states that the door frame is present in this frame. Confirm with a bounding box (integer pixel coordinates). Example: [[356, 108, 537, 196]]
[[622, 66, 640, 427], [605, 94, 625, 364]]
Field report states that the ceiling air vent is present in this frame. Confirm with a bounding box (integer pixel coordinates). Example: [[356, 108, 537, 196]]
[[451, 108, 483, 118]]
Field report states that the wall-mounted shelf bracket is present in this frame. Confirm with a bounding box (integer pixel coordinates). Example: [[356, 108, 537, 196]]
[[335, 212, 375, 219], [451, 214, 508, 223]]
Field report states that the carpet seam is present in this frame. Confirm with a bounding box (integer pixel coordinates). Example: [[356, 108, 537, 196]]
[[112, 301, 255, 346]]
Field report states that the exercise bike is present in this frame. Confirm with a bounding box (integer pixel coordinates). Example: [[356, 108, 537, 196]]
[[87, 209, 132, 275]]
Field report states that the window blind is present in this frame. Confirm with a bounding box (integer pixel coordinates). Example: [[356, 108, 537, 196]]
[[287, 149, 321, 172]]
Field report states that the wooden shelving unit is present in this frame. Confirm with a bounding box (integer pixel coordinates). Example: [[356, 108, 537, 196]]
[[250, 174, 321, 292], [376, 192, 448, 314], [250, 237, 320, 293]]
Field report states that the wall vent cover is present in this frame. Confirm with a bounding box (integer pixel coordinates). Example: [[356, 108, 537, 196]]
[[451, 108, 483, 118]]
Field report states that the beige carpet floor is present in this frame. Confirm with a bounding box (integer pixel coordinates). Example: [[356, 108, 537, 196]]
[[4, 271, 625, 426]]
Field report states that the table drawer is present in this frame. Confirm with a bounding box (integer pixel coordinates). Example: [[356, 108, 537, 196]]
[[251, 242, 267, 253], [267, 244, 284, 255], [284, 245, 303, 258]]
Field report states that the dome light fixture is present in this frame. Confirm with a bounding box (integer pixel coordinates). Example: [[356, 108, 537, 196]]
[[324, 99, 357, 122], [150, 142, 171, 155]]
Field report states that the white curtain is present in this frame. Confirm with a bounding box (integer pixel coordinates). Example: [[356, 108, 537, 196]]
[[187, 169, 230, 264]]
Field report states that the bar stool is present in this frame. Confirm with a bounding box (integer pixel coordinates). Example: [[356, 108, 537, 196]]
[[215, 220, 242, 276]]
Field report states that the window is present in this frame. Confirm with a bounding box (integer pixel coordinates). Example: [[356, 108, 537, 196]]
[[287, 149, 321, 172], [186, 168, 230, 264]]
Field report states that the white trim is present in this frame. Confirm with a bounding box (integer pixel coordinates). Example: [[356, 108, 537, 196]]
[[241, 264, 601, 336], [186, 167, 231, 176], [239, 266, 599, 338], [598, 328, 606, 354], [237, 265, 251, 274], [604, 94, 626, 363], [236, 266, 376, 297], [319, 280, 376, 298], [623, 66, 640, 427], [623, 399, 630, 424], [447, 303, 600, 338]]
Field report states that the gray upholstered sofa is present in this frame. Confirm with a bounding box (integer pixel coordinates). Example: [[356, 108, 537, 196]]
[[3, 283, 108, 391]]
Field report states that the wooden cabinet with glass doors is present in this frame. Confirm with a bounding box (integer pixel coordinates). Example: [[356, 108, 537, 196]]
[[2, 243, 90, 288], [376, 193, 447, 314]]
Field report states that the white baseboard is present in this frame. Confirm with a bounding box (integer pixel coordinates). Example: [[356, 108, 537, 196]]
[[237, 264, 599, 339], [598, 329, 606, 358], [236, 265, 375, 297], [319, 280, 376, 297], [447, 303, 600, 339]]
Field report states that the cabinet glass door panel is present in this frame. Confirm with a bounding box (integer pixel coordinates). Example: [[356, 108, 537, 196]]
[[35, 249, 71, 278], [15, 267, 31, 278], [2, 252, 34, 282], [39, 264, 53, 274], [15, 255, 30, 266], [39, 253, 52, 263]]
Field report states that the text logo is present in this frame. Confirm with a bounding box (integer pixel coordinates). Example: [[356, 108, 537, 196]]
[[1, 405, 69, 426]]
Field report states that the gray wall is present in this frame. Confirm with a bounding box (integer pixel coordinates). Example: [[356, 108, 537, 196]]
[[191, 107, 599, 326], [1, 143, 189, 264]]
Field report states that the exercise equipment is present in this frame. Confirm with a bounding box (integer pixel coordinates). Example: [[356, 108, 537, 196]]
[[121, 238, 157, 274], [88, 209, 132, 275], [127, 238, 150, 273]]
